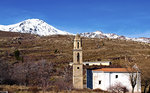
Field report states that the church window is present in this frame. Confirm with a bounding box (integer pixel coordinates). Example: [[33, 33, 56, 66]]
[[116, 75, 118, 78], [81, 39, 82, 47], [77, 53, 80, 62], [99, 80, 101, 84], [77, 42, 79, 48]]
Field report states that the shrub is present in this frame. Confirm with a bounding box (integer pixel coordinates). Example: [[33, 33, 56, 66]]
[[14, 50, 20, 60], [54, 49, 59, 54], [108, 83, 129, 93]]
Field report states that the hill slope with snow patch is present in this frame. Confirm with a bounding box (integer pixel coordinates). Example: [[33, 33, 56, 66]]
[[80, 31, 150, 43]]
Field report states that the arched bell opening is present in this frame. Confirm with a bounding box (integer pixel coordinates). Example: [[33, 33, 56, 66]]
[[77, 53, 80, 63]]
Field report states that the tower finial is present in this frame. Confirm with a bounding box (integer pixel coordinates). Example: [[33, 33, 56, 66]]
[[75, 34, 80, 39]]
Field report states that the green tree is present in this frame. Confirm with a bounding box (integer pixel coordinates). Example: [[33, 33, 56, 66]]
[[14, 50, 20, 60]]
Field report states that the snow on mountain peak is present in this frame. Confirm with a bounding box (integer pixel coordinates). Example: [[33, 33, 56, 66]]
[[80, 31, 121, 39], [93, 31, 103, 34], [80, 31, 150, 43], [0, 19, 72, 36], [0, 19, 149, 43]]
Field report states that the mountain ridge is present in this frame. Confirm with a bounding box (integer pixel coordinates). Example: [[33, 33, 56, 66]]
[[0, 19, 149, 43], [80, 31, 150, 43], [0, 19, 71, 36]]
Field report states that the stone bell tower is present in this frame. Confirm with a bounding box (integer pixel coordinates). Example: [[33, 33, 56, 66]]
[[73, 34, 83, 89]]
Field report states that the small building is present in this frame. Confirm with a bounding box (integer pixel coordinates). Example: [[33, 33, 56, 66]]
[[69, 61, 111, 66], [87, 68, 141, 93]]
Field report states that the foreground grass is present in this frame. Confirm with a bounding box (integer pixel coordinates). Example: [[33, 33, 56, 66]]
[[0, 85, 108, 93]]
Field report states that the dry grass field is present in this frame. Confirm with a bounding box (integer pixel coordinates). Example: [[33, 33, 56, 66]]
[[0, 31, 150, 92], [0, 30, 150, 65], [0, 85, 108, 93]]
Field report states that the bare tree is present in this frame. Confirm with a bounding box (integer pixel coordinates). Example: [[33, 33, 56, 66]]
[[108, 82, 129, 93], [9, 59, 55, 93], [63, 66, 73, 90], [129, 69, 138, 93], [30, 60, 54, 93], [0, 60, 10, 84], [54, 65, 73, 91], [138, 58, 150, 93], [10, 61, 30, 85], [125, 56, 140, 93]]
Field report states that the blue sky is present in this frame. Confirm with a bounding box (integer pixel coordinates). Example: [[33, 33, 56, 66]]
[[0, 0, 150, 38]]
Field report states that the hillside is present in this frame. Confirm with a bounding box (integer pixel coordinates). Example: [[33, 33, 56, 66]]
[[0, 30, 150, 92], [0, 30, 150, 66]]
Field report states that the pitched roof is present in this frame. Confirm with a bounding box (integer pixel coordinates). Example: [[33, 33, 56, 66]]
[[92, 68, 137, 72]]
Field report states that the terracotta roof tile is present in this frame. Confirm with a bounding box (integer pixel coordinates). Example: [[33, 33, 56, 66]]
[[92, 68, 136, 72]]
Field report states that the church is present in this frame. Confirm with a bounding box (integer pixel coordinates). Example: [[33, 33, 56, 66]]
[[87, 68, 141, 92], [72, 34, 141, 92]]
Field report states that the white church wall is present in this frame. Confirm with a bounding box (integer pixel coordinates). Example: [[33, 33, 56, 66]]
[[92, 72, 141, 93], [92, 72, 110, 90], [110, 73, 131, 91], [110, 72, 141, 92]]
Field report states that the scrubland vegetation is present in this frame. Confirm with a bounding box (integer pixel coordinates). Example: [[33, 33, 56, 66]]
[[0, 31, 150, 92]]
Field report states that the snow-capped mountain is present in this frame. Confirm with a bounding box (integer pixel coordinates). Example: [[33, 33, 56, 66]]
[[0, 19, 149, 43], [0, 19, 71, 36], [80, 31, 129, 39], [80, 31, 150, 43], [132, 37, 150, 43]]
